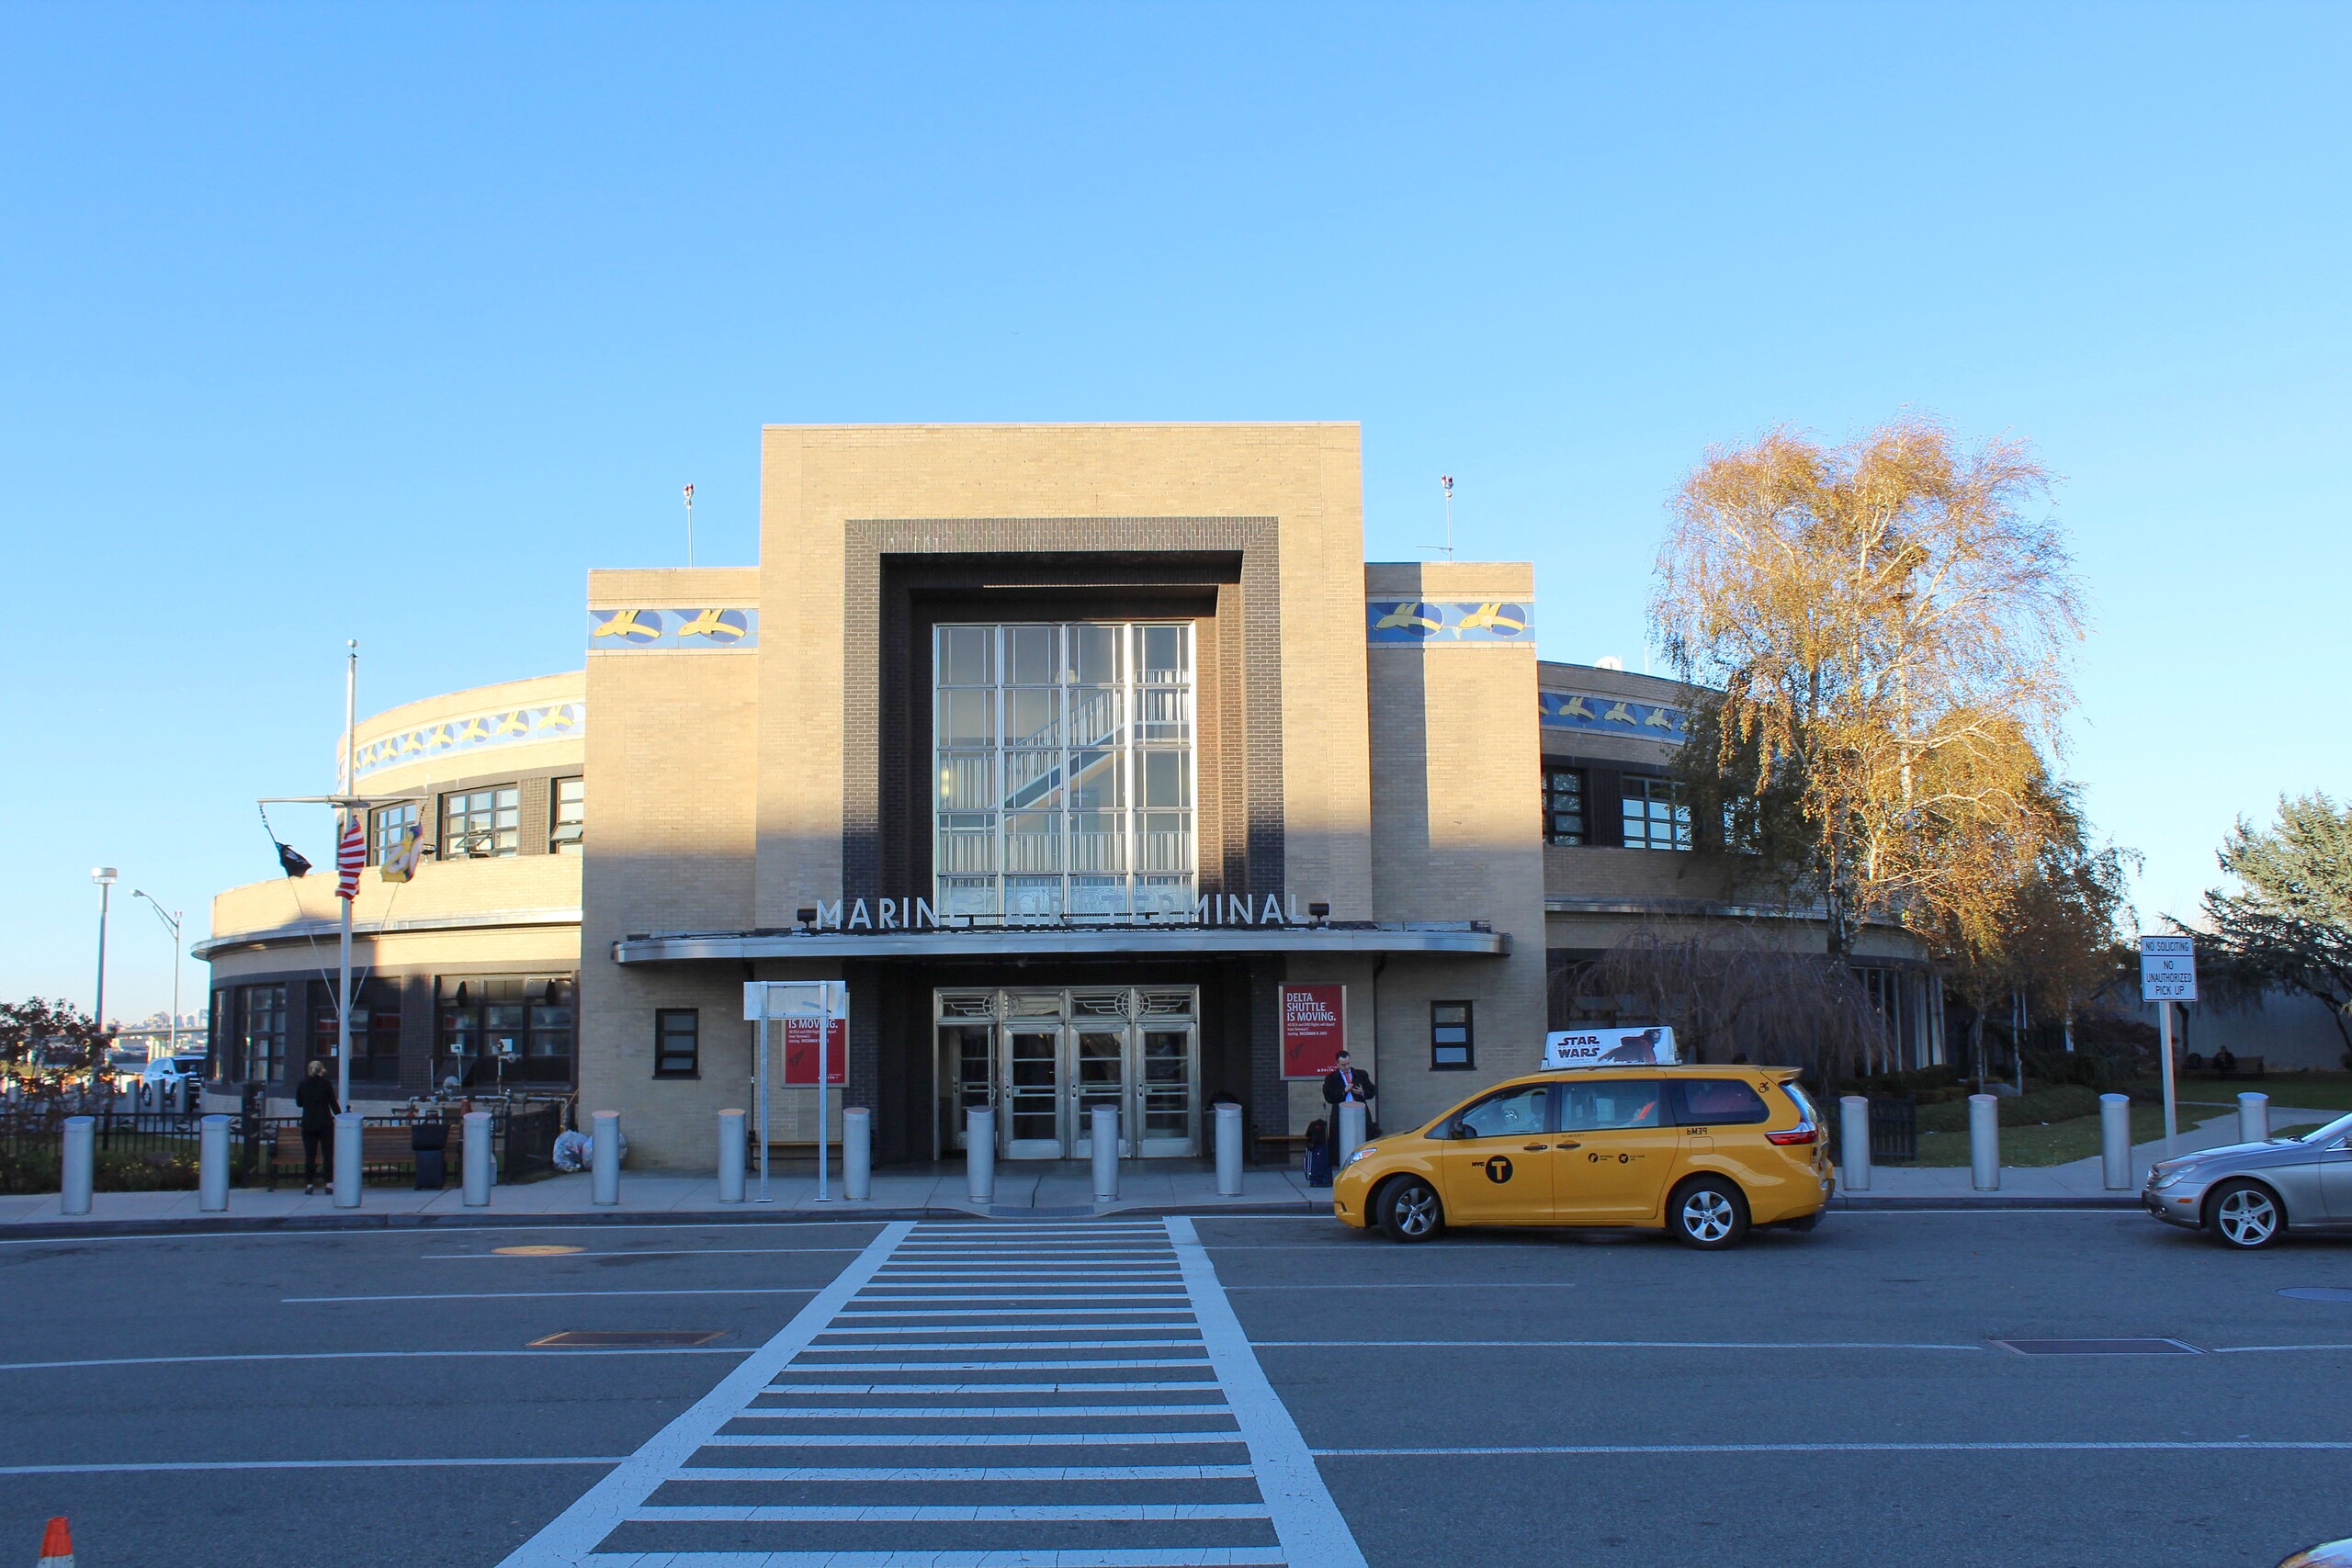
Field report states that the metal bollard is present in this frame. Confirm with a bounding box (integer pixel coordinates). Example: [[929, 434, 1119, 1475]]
[[591, 1111, 621, 1206], [1839, 1095, 1871, 1192], [717, 1109, 746, 1203], [462, 1111, 492, 1207], [1091, 1106, 1120, 1201], [172, 1077, 190, 1117], [1968, 1094, 1999, 1191], [1337, 1102, 1367, 1169], [199, 1114, 231, 1212], [1215, 1102, 1243, 1196], [2239, 1091, 2269, 1145], [966, 1108, 995, 1203], [2100, 1093, 2132, 1190], [843, 1107, 872, 1201], [61, 1116, 94, 1215], [333, 1112, 362, 1208]]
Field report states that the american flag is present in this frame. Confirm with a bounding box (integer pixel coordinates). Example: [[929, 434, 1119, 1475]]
[[335, 812, 367, 901]]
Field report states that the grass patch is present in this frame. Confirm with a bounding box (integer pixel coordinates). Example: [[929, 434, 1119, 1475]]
[[1911, 1113, 2331, 1168], [2119, 1072, 2352, 1111]]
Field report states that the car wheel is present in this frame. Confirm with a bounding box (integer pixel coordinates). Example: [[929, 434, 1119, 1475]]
[[2207, 1179, 2286, 1249], [1669, 1177, 1750, 1249], [1377, 1176, 1444, 1242]]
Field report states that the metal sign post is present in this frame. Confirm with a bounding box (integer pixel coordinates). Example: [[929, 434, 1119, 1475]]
[[744, 981, 847, 1207], [2141, 936, 2198, 1158]]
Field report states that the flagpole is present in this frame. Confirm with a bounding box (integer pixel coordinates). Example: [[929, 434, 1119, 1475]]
[[337, 640, 357, 1111]]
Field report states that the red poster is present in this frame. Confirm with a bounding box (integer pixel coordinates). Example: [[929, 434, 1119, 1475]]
[[780, 1019, 848, 1086], [1280, 984, 1346, 1080]]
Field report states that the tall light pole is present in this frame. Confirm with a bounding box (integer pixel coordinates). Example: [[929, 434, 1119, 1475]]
[[131, 890, 183, 1060], [90, 868, 117, 1043], [335, 641, 358, 1111]]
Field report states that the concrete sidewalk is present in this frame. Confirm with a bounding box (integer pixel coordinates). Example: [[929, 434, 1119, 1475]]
[[1834, 1102, 2344, 1207], [0, 1156, 1328, 1236]]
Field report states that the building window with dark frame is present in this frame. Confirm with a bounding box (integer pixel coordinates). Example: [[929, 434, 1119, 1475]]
[[1544, 768, 1586, 845], [369, 801, 419, 866], [1621, 776, 1692, 851], [309, 978, 404, 1084], [550, 777, 585, 854], [654, 1010, 700, 1077], [234, 983, 288, 1081], [436, 974, 575, 1087], [442, 786, 520, 858], [1431, 1000, 1475, 1070]]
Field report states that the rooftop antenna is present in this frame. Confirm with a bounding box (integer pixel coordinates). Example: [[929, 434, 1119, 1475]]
[[682, 482, 695, 568], [1419, 475, 1456, 560]]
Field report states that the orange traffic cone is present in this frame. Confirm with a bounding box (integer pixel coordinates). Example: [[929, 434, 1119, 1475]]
[[37, 1516, 73, 1567]]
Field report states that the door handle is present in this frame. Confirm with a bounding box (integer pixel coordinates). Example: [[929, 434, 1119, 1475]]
[[1522, 1144, 1548, 1151], [1555, 1141, 1580, 1149]]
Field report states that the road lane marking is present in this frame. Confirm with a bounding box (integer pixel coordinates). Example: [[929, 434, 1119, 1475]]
[[732, 1404, 1235, 1418], [0, 1348, 751, 1372], [1167, 1215, 1368, 1568], [700, 1432, 1250, 1448], [0, 1457, 623, 1475], [628, 1504, 1274, 1522], [674, 1465, 1258, 1481], [1255, 1339, 1984, 1350], [424, 1247, 872, 1259], [493, 1219, 912, 1568], [284, 1287, 822, 1303], [0, 1220, 888, 1247], [1315, 1440, 2352, 1456]]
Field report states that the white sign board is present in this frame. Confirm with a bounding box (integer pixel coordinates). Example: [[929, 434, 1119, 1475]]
[[1544, 1025, 1679, 1069], [745, 980, 847, 1021], [2140, 936, 2197, 1002]]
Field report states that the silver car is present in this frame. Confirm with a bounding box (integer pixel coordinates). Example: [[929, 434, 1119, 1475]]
[[2143, 1111, 2352, 1248]]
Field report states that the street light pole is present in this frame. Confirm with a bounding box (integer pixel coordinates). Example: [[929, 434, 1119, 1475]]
[[336, 641, 357, 1111], [90, 868, 118, 1044], [132, 891, 183, 1062]]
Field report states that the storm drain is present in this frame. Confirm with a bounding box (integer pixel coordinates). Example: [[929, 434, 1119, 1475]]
[[528, 1330, 729, 1348], [1995, 1337, 2202, 1355]]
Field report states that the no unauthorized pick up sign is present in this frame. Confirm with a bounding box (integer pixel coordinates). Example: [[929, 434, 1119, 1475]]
[[2140, 935, 2197, 1002]]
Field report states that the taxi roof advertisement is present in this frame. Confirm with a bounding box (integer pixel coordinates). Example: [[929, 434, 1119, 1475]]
[[1543, 1025, 1679, 1069]]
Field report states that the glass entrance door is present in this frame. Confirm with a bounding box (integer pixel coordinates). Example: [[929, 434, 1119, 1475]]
[[933, 987, 1200, 1160]]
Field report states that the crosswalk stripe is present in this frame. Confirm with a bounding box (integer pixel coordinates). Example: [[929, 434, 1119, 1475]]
[[507, 1217, 1364, 1568]]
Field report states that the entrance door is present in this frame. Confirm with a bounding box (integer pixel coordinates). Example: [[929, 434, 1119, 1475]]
[[1001, 1026, 1064, 1159], [938, 1022, 993, 1155], [1070, 1026, 1127, 1157], [1137, 1024, 1196, 1156]]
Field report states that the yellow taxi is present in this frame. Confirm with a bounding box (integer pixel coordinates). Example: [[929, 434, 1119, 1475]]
[[1331, 1065, 1833, 1248]]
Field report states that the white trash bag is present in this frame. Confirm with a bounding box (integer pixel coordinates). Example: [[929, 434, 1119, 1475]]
[[553, 1127, 627, 1171]]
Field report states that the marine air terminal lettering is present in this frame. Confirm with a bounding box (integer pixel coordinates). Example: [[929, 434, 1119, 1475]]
[[804, 893, 1317, 931]]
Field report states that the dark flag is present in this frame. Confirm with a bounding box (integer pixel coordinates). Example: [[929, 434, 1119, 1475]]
[[277, 842, 312, 878]]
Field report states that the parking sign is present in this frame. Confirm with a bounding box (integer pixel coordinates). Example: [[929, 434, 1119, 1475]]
[[2140, 935, 2197, 1002]]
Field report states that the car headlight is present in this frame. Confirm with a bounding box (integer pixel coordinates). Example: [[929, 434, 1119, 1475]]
[[2151, 1166, 2195, 1190], [1345, 1145, 1380, 1167]]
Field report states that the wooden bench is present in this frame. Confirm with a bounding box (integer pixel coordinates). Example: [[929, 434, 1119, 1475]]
[[265, 1124, 467, 1189], [2185, 1056, 2266, 1080], [1255, 1133, 1310, 1165]]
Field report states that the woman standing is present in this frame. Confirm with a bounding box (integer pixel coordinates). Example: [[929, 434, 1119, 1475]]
[[295, 1060, 341, 1195]]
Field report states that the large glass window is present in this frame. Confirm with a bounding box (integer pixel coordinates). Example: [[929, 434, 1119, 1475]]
[[234, 983, 287, 1082], [550, 777, 585, 854], [443, 786, 519, 858], [1544, 769, 1586, 846], [436, 974, 574, 1087], [1621, 776, 1691, 851], [933, 622, 1194, 920], [310, 978, 403, 1084], [369, 802, 419, 866]]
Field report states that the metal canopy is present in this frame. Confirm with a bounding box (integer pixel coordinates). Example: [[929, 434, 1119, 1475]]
[[613, 921, 1510, 964]]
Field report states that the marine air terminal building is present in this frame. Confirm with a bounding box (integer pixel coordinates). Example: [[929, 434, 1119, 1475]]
[[198, 423, 1943, 1168]]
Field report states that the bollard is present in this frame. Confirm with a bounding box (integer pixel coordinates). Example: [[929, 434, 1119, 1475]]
[[462, 1111, 492, 1207], [172, 1077, 189, 1117], [2100, 1093, 2132, 1190], [61, 1116, 94, 1215], [333, 1112, 362, 1208], [843, 1107, 872, 1201], [198, 1114, 231, 1212], [1968, 1093, 1999, 1191], [591, 1111, 621, 1206], [966, 1108, 995, 1203], [1215, 1102, 1244, 1196], [1839, 1095, 1871, 1193], [2239, 1091, 2269, 1145], [1337, 1102, 1367, 1169], [717, 1109, 746, 1203], [1092, 1105, 1120, 1202]]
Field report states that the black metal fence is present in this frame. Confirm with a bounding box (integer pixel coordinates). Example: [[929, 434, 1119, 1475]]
[[1825, 1094, 1918, 1165]]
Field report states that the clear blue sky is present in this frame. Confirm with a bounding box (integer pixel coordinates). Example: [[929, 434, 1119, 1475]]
[[4, 3, 2346, 1022]]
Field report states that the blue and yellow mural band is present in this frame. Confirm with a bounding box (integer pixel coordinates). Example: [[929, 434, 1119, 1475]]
[[587, 607, 760, 651], [1365, 600, 1533, 643], [1540, 690, 1688, 740], [348, 702, 587, 784]]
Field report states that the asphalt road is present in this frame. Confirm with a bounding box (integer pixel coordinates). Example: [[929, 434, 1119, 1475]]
[[2, 1209, 2349, 1567]]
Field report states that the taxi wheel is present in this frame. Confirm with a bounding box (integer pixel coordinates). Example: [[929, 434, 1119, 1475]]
[[1668, 1177, 1749, 1249], [2206, 1179, 2285, 1248], [1377, 1177, 1445, 1242]]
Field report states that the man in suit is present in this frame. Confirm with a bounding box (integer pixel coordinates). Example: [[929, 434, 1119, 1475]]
[[1321, 1050, 1376, 1168]]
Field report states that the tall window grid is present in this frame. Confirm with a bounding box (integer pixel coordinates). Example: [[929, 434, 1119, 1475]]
[[550, 777, 585, 854], [443, 786, 519, 857], [933, 622, 1195, 920], [1544, 768, 1586, 845], [369, 802, 419, 866], [1621, 776, 1692, 851]]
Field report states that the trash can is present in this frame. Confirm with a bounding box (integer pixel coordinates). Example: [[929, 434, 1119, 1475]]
[[412, 1117, 449, 1190]]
